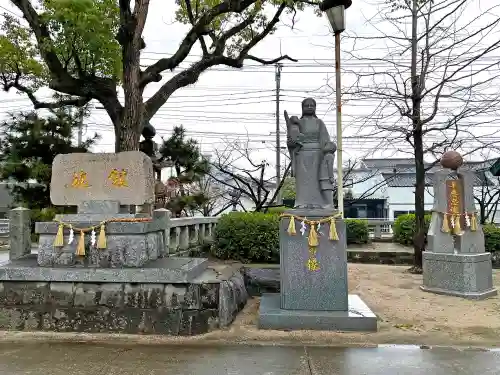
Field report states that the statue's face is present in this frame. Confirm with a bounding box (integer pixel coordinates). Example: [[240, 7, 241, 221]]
[[302, 99, 316, 116]]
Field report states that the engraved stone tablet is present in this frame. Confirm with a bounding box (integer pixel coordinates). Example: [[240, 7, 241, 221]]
[[50, 151, 154, 206]]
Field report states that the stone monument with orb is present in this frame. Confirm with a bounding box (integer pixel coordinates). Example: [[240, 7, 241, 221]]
[[258, 98, 377, 331], [421, 150, 497, 299]]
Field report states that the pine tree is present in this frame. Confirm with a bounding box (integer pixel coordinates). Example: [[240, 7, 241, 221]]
[[0, 109, 99, 211], [159, 126, 209, 217]]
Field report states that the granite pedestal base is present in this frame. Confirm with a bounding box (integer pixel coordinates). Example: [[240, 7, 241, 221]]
[[421, 251, 497, 300], [35, 215, 169, 268], [280, 208, 348, 311], [258, 293, 377, 332], [0, 261, 247, 336], [0, 254, 208, 283]]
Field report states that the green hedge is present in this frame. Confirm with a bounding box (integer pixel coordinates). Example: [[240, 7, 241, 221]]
[[393, 213, 431, 246], [393, 214, 500, 253], [212, 212, 370, 263], [484, 224, 500, 253], [212, 212, 280, 263], [345, 219, 369, 244]]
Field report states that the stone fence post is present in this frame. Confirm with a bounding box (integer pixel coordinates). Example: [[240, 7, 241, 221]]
[[153, 208, 171, 256], [9, 207, 31, 260]]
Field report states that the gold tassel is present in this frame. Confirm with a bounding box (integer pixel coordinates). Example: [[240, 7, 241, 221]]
[[97, 223, 107, 249], [470, 213, 478, 231], [441, 213, 450, 233], [308, 222, 319, 247], [54, 223, 64, 247], [76, 230, 86, 256], [329, 217, 339, 241], [453, 214, 462, 234]]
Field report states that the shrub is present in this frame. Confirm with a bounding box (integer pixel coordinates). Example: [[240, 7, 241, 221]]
[[212, 212, 279, 263], [266, 206, 287, 215], [29, 207, 59, 243], [483, 224, 500, 253], [393, 213, 431, 246], [281, 177, 296, 200], [344, 219, 369, 244]]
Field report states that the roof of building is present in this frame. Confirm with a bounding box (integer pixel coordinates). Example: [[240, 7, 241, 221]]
[[363, 158, 497, 173], [382, 171, 492, 187]]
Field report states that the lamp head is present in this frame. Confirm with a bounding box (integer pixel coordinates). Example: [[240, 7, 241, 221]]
[[319, 0, 352, 12]]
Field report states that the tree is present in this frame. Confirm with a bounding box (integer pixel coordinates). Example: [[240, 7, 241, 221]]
[[159, 126, 209, 217], [1, 0, 317, 151], [346, 0, 500, 272], [209, 139, 289, 212], [189, 175, 234, 216], [0, 108, 99, 210], [473, 166, 500, 224]]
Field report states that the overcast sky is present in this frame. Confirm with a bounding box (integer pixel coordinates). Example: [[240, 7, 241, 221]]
[[0, 0, 499, 177]]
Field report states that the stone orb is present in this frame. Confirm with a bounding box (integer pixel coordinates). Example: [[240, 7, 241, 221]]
[[440, 150, 463, 170]]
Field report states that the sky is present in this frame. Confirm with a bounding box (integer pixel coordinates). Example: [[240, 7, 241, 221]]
[[0, 0, 499, 179]]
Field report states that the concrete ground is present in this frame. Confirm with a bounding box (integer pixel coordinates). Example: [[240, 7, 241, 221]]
[[0, 343, 499, 374]]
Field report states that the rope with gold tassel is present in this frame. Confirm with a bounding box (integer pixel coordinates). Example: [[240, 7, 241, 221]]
[[470, 213, 478, 231], [54, 223, 65, 247], [441, 213, 450, 233], [280, 213, 342, 272], [52, 217, 152, 255], [287, 217, 296, 235], [434, 210, 478, 234], [76, 230, 85, 256], [329, 217, 339, 241], [453, 214, 462, 235], [97, 223, 107, 249]]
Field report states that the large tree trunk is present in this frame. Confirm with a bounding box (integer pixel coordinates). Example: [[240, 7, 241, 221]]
[[118, 45, 143, 152], [115, 120, 141, 152], [115, 1, 149, 152], [413, 128, 425, 271]]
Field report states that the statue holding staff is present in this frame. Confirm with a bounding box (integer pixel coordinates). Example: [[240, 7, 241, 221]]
[[284, 98, 337, 209]]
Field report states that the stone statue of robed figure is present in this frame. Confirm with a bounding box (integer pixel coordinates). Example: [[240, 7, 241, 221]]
[[284, 98, 337, 209]]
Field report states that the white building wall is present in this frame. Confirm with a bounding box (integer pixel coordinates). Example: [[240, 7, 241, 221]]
[[348, 171, 388, 199], [387, 187, 434, 221]]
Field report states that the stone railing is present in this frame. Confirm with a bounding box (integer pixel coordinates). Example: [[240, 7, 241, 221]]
[[0, 219, 9, 238], [168, 216, 219, 255], [357, 219, 394, 240], [6, 207, 219, 260]]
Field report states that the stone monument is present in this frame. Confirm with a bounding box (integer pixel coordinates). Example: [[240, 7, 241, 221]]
[[421, 150, 497, 299], [258, 98, 377, 331], [4, 151, 206, 278]]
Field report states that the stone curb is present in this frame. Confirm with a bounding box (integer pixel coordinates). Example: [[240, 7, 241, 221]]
[[0, 331, 498, 352]]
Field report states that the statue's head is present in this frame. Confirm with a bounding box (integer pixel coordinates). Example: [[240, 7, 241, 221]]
[[301, 98, 317, 118]]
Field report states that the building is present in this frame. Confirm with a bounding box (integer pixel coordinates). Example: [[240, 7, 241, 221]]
[[343, 158, 500, 222]]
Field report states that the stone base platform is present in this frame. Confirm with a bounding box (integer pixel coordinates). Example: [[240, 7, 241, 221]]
[[258, 293, 378, 332], [0, 255, 207, 283], [0, 264, 248, 335], [422, 251, 498, 300]]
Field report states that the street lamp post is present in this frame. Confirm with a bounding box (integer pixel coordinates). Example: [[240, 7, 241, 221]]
[[319, 0, 351, 218]]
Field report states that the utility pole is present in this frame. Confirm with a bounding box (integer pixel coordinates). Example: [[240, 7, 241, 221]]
[[275, 63, 283, 203], [77, 109, 84, 147]]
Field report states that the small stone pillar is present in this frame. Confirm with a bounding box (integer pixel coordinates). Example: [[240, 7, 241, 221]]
[[153, 208, 171, 256], [9, 207, 31, 260], [422, 150, 497, 299]]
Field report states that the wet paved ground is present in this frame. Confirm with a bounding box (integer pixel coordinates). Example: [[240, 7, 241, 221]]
[[0, 343, 499, 374]]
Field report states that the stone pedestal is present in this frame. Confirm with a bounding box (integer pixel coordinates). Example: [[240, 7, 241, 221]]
[[35, 200, 169, 268], [421, 252, 496, 299], [422, 169, 497, 299], [258, 208, 377, 332]]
